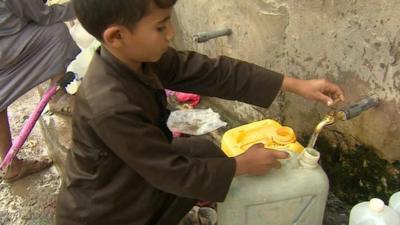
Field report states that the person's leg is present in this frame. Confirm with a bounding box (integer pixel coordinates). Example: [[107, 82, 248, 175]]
[[0, 109, 12, 162], [0, 74, 65, 159], [0, 21, 78, 180], [1, 108, 52, 181], [44, 22, 79, 116], [0, 108, 22, 179], [48, 73, 75, 115], [36, 72, 73, 116], [31, 23, 80, 116]]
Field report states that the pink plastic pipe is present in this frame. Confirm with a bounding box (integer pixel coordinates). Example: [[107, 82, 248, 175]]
[[0, 86, 58, 170]]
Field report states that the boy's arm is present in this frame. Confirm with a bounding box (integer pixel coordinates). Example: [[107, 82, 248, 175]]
[[155, 48, 284, 108], [281, 76, 345, 106], [156, 48, 344, 107], [89, 105, 236, 202], [5, 0, 75, 25]]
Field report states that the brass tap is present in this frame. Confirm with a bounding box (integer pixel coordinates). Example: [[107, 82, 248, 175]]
[[307, 114, 336, 148], [307, 94, 379, 149]]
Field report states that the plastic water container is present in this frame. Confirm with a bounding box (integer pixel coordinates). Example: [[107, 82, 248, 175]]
[[349, 198, 400, 225], [218, 147, 329, 225], [389, 192, 400, 217], [221, 119, 304, 157], [69, 22, 96, 49]]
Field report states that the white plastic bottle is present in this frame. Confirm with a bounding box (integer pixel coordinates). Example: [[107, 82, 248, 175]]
[[389, 192, 400, 217], [349, 198, 400, 225]]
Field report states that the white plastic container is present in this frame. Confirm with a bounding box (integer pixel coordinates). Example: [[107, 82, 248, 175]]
[[218, 148, 329, 225], [66, 21, 101, 95], [349, 198, 400, 225], [389, 192, 400, 217]]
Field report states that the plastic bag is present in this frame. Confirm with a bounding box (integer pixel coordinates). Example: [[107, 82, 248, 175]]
[[167, 108, 227, 136], [165, 90, 201, 107]]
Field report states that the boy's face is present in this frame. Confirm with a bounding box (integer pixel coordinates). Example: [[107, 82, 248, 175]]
[[107, 3, 175, 63]]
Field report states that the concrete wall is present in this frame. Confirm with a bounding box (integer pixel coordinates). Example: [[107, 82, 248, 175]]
[[172, 0, 400, 162]]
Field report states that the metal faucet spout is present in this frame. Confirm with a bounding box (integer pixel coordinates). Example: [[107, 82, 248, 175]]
[[306, 94, 379, 149], [307, 115, 336, 148]]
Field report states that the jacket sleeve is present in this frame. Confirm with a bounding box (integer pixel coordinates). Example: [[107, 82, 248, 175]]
[[155, 48, 285, 108], [89, 104, 236, 202], [5, 0, 75, 25]]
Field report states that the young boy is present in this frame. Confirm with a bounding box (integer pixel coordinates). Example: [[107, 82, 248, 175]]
[[56, 0, 344, 224], [0, 0, 79, 181]]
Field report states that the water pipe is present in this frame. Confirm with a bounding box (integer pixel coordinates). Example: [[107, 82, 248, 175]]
[[334, 95, 379, 121], [193, 28, 233, 43]]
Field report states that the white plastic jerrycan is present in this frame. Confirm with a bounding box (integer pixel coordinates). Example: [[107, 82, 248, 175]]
[[349, 198, 400, 225], [218, 148, 329, 225], [389, 192, 400, 217]]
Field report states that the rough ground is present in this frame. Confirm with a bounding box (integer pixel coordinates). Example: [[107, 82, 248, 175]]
[[0, 89, 59, 225]]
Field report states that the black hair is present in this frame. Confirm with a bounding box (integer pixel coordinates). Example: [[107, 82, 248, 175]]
[[72, 0, 177, 41]]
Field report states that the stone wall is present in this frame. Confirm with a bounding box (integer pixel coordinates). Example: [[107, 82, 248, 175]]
[[172, 0, 400, 161], [172, 0, 400, 202]]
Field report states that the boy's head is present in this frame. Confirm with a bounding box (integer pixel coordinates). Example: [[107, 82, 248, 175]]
[[72, 0, 177, 63]]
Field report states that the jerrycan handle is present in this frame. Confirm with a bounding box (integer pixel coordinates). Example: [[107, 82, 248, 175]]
[[277, 150, 298, 169]]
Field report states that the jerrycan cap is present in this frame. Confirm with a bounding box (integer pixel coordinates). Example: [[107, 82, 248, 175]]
[[369, 198, 385, 213], [272, 126, 296, 145]]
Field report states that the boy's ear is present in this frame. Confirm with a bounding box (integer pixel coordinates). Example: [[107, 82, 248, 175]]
[[103, 26, 124, 48]]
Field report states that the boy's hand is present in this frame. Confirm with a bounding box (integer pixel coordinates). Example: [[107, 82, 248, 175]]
[[281, 77, 345, 106], [234, 143, 289, 176]]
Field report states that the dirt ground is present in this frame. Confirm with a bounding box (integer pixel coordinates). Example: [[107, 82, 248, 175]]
[[0, 89, 59, 225]]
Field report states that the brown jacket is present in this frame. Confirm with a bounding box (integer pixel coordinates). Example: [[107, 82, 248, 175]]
[[56, 47, 284, 225]]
